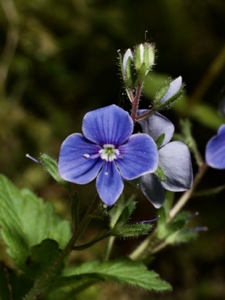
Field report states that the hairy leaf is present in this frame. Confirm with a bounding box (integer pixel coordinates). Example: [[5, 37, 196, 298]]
[[50, 258, 172, 293], [0, 175, 71, 271]]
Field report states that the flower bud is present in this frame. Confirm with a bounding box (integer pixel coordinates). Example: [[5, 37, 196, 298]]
[[120, 48, 134, 87], [134, 43, 155, 76], [154, 76, 183, 110]]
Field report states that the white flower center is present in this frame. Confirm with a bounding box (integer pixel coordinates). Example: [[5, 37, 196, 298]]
[[99, 144, 120, 162]]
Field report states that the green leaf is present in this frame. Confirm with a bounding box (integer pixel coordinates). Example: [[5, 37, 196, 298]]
[[39, 153, 69, 188], [0, 175, 71, 272], [24, 239, 63, 278], [50, 259, 172, 293], [0, 264, 32, 300]]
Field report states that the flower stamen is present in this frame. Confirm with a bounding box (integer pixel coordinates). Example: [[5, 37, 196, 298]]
[[99, 144, 120, 162]]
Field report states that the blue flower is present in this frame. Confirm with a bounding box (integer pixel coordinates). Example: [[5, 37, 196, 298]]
[[58, 105, 158, 206], [134, 111, 193, 208], [205, 124, 225, 169]]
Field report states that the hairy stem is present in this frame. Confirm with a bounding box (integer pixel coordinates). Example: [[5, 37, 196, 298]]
[[131, 84, 143, 122]]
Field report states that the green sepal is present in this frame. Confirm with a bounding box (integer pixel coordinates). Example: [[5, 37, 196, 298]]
[[157, 197, 198, 245], [154, 82, 183, 111], [111, 223, 152, 238], [134, 43, 155, 75], [154, 165, 166, 182], [39, 153, 70, 189], [119, 50, 136, 88], [154, 81, 170, 104], [109, 194, 136, 229], [155, 133, 165, 148], [134, 63, 147, 86]]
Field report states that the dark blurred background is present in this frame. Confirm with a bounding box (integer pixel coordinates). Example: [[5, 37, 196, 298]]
[[1, 0, 225, 299]]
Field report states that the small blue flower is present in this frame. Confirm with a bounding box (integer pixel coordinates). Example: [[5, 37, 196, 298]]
[[58, 105, 158, 206], [134, 111, 193, 208], [205, 124, 225, 169]]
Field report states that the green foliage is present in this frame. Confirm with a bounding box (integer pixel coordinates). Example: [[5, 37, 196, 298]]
[[0, 264, 32, 300], [112, 223, 152, 238], [24, 239, 63, 278], [109, 194, 136, 229], [108, 195, 152, 238], [0, 175, 71, 272], [157, 196, 197, 244], [49, 259, 172, 295]]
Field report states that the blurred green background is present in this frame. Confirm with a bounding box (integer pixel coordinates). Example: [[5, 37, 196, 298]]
[[1, 0, 225, 299]]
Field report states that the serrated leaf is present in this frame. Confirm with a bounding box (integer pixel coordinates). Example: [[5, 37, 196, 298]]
[[0, 175, 71, 271], [50, 259, 171, 293], [24, 239, 62, 278]]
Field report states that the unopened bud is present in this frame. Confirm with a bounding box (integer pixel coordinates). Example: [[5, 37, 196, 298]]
[[154, 76, 183, 110], [120, 48, 134, 87], [134, 43, 155, 76]]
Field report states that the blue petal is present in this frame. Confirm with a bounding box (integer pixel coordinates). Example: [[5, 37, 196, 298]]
[[117, 134, 158, 180], [82, 105, 133, 145], [159, 141, 193, 191], [96, 162, 124, 206], [138, 111, 174, 146], [140, 174, 165, 208], [205, 124, 225, 169], [58, 133, 103, 184]]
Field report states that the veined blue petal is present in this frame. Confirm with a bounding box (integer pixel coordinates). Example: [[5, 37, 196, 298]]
[[160, 76, 182, 104], [58, 133, 103, 184], [205, 124, 225, 169], [159, 141, 193, 191], [138, 111, 174, 146], [82, 105, 133, 145], [96, 162, 124, 206], [140, 174, 165, 208], [117, 134, 158, 180]]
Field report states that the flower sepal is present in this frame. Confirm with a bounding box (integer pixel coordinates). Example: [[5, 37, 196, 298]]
[[109, 194, 152, 238], [134, 43, 155, 76], [153, 77, 183, 110]]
